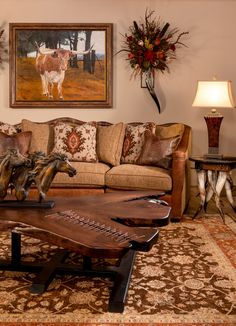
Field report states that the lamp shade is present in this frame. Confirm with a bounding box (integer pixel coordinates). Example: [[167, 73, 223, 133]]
[[192, 80, 235, 108]]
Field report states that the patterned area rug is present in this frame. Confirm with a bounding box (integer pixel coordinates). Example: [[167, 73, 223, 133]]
[[0, 214, 235, 325]]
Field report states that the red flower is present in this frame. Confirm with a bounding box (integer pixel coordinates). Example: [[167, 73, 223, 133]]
[[127, 35, 133, 42], [144, 50, 156, 62], [157, 51, 165, 59], [128, 52, 135, 59], [154, 37, 161, 46]]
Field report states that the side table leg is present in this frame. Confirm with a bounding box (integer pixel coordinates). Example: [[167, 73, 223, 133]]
[[205, 170, 217, 211], [193, 170, 206, 218], [215, 171, 227, 223], [225, 176, 236, 212]]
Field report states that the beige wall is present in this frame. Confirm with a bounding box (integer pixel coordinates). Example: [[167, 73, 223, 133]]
[[0, 0, 235, 184]]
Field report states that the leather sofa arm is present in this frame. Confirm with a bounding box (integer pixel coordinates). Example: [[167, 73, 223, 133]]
[[171, 125, 192, 219], [173, 125, 192, 160]]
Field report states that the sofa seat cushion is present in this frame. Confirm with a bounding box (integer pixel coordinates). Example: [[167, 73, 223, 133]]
[[105, 164, 172, 191], [52, 162, 110, 188]]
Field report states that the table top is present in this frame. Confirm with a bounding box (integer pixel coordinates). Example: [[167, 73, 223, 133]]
[[189, 156, 236, 165], [0, 191, 170, 258]]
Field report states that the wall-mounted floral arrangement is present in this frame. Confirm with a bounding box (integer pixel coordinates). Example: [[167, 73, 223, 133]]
[[117, 9, 189, 113]]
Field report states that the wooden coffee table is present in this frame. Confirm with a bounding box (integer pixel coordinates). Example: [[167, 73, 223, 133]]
[[0, 191, 170, 312]]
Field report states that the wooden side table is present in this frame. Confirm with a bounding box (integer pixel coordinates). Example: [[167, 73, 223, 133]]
[[189, 156, 236, 223]]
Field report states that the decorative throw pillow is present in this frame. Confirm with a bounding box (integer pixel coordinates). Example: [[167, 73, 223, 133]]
[[52, 122, 97, 162], [96, 122, 125, 166], [21, 119, 52, 154], [0, 131, 32, 156], [0, 122, 19, 135], [136, 130, 180, 169], [121, 122, 156, 164], [155, 123, 184, 139]]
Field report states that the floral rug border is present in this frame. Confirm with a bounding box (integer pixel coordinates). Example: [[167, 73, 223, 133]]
[[0, 214, 235, 324]]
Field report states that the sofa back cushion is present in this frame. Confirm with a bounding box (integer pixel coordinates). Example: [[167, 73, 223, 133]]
[[136, 130, 180, 169], [155, 123, 184, 139], [96, 122, 125, 166], [21, 119, 52, 154], [0, 131, 32, 156], [0, 122, 19, 135], [121, 122, 156, 164], [52, 121, 97, 162]]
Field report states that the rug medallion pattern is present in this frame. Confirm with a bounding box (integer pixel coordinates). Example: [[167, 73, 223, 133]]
[[0, 215, 235, 324]]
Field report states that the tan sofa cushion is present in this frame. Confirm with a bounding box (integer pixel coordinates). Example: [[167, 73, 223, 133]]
[[96, 122, 125, 166], [155, 123, 184, 139], [21, 119, 51, 154], [105, 164, 172, 191], [52, 162, 110, 188]]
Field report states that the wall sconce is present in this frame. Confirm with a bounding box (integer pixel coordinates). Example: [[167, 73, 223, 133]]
[[192, 79, 235, 159]]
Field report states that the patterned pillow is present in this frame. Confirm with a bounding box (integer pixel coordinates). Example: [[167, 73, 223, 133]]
[[0, 122, 19, 135], [121, 122, 156, 164], [52, 122, 97, 162], [136, 130, 180, 169], [0, 131, 32, 156]]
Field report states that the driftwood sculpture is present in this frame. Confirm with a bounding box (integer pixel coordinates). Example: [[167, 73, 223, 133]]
[[0, 150, 76, 203], [0, 149, 30, 200]]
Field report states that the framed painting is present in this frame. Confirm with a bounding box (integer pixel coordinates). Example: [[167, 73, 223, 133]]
[[9, 23, 113, 108]]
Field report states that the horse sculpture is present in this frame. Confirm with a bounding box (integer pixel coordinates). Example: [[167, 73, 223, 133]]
[[26, 152, 77, 202], [0, 149, 30, 200], [10, 151, 46, 201]]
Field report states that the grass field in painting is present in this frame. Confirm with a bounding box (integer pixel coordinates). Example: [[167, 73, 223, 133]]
[[16, 57, 106, 101]]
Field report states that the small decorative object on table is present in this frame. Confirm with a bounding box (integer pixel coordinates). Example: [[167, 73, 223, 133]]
[[117, 9, 189, 113]]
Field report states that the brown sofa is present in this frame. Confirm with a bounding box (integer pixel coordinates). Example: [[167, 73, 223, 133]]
[[0, 117, 191, 221]]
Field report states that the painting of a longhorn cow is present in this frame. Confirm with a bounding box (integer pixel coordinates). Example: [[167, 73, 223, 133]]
[[9, 23, 112, 108], [35, 45, 93, 99]]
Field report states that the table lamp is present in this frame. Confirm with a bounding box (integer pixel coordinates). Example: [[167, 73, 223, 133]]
[[192, 79, 235, 159]]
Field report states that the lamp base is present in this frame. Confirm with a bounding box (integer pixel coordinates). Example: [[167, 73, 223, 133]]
[[204, 145, 223, 159], [203, 153, 223, 160]]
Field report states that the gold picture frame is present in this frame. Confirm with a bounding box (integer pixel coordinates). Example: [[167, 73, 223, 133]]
[[9, 23, 113, 108]]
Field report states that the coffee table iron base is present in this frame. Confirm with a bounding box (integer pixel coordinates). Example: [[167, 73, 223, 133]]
[[0, 232, 137, 313]]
